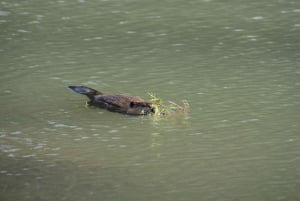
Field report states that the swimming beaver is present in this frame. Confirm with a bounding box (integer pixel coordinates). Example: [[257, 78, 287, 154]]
[[68, 86, 155, 115]]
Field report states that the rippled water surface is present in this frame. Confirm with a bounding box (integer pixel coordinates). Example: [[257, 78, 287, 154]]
[[1, 0, 300, 201]]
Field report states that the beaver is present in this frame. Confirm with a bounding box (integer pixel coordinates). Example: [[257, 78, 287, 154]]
[[68, 86, 155, 115]]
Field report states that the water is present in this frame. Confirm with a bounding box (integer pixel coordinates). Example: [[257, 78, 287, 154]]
[[1, 0, 300, 200]]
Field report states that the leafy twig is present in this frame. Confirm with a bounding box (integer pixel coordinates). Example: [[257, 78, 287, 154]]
[[147, 92, 189, 116]]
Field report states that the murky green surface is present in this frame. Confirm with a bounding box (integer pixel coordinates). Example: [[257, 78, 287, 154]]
[[1, 0, 300, 200]]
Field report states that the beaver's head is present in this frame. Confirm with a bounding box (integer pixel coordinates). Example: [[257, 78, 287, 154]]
[[128, 102, 155, 115]]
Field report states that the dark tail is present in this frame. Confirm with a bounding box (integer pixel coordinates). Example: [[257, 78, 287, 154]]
[[68, 86, 102, 100]]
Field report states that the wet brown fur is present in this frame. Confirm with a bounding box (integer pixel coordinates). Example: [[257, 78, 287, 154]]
[[69, 86, 154, 115]]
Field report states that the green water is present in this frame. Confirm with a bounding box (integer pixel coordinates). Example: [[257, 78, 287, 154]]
[[1, 0, 299, 200]]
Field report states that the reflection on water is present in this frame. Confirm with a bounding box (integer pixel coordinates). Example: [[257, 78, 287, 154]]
[[1, 0, 300, 201]]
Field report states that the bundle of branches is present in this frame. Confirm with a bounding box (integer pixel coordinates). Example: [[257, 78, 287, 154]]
[[148, 92, 189, 116]]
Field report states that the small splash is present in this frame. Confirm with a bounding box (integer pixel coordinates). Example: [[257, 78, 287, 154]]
[[172, 43, 184, 46], [53, 124, 70, 128], [56, 123, 74, 128], [17, 29, 30, 33], [0, 11, 10, 16], [22, 154, 36, 158], [234, 29, 244, 32], [50, 77, 61, 80], [36, 15, 44, 20], [251, 16, 264, 20], [33, 145, 45, 150], [48, 121, 81, 130], [112, 10, 122, 14], [3, 90, 11, 94], [240, 119, 260, 123], [61, 16, 71, 20], [109, 129, 119, 133], [10, 131, 22, 135], [20, 12, 30, 15], [189, 132, 203, 136]]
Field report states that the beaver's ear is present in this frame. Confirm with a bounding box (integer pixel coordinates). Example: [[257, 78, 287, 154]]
[[130, 102, 135, 108], [130, 101, 143, 108]]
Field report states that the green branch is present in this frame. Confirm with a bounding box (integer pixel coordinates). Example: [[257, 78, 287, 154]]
[[147, 92, 189, 116]]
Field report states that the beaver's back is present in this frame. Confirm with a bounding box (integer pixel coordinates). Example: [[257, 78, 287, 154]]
[[69, 86, 154, 115], [93, 94, 153, 115]]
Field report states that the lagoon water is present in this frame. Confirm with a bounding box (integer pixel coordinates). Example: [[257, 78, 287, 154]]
[[0, 0, 300, 200]]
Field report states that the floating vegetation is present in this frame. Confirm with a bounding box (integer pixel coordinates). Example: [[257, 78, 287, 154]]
[[148, 92, 190, 116]]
